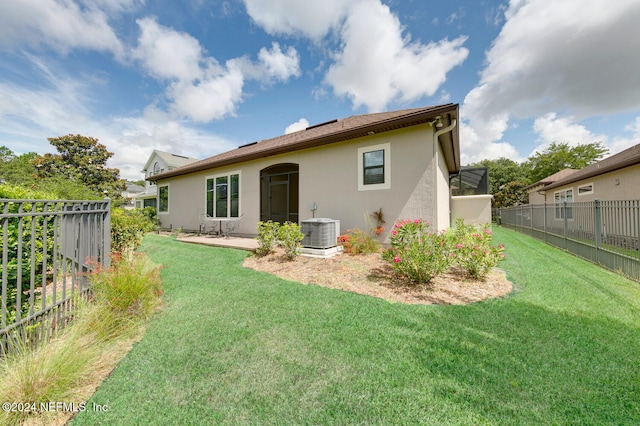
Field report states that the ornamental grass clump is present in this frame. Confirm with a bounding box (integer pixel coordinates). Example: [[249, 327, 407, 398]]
[[451, 219, 505, 280], [382, 219, 454, 284]]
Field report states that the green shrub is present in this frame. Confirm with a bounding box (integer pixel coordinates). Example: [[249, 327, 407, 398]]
[[382, 219, 454, 284], [256, 220, 280, 257], [111, 208, 156, 253], [277, 222, 304, 260], [451, 219, 505, 279], [338, 229, 381, 255]]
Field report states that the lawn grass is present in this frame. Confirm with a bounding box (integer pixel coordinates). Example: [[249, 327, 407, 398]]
[[71, 227, 640, 425]]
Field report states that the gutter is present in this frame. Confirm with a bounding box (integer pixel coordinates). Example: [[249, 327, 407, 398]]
[[432, 118, 458, 229]]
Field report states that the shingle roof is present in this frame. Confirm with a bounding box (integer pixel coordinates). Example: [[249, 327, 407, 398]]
[[142, 150, 199, 172], [542, 143, 640, 191], [524, 168, 577, 191], [151, 104, 459, 180]]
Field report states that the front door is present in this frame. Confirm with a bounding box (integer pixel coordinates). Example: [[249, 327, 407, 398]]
[[260, 164, 299, 223]]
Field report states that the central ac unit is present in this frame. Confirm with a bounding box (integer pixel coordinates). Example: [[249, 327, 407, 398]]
[[300, 218, 340, 249]]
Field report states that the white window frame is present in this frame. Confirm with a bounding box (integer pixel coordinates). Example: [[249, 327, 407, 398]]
[[554, 188, 573, 220], [358, 143, 391, 191], [205, 171, 241, 219], [577, 182, 594, 196], [158, 184, 169, 214]]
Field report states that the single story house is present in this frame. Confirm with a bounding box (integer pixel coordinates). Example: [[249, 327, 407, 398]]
[[149, 103, 491, 238], [524, 168, 577, 204], [134, 150, 199, 209], [532, 143, 640, 205]]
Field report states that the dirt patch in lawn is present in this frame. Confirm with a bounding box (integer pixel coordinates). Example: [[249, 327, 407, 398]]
[[243, 248, 512, 305]]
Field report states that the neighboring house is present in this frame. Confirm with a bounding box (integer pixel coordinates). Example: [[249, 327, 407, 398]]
[[524, 168, 577, 204], [149, 104, 491, 237], [532, 143, 640, 207], [133, 150, 199, 209], [122, 182, 145, 210]]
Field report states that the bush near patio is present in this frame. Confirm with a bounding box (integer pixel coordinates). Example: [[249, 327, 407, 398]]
[[256, 220, 304, 260], [337, 228, 381, 255], [382, 218, 505, 284]]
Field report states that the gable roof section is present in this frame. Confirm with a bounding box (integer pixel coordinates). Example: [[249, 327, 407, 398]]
[[151, 104, 460, 180], [524, 168, 577, 191], [141, 150, 199, 172], [542, 143, 640, 192]]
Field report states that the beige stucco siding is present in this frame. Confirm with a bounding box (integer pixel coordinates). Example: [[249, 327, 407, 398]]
[[544, 164, 640, 204], [155, 124, 447, 236]]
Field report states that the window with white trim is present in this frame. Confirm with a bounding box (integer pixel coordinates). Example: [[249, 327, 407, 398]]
[[554, 189, 573, 220], [578, 183, 594, 196], [358, 143, 391, 191], [206, 172, 240, 218], [158, 185, 169, 213]]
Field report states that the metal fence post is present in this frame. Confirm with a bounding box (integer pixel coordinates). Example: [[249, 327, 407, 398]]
[[594, 199, 601, 264], [103, 198, 111, 268], [563, 201, 568, 249]]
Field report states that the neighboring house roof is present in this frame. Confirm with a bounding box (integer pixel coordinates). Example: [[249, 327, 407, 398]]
[[141, 150, 199, 173], [125, 183, 145, 194], [542, 143, 640, 192], [524, 168, 577, 191], [151, 104, 460, 181]]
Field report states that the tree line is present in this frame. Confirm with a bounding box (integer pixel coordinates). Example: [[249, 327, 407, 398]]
[[0, 134, 126, 201], [470, 141, 608, 208]]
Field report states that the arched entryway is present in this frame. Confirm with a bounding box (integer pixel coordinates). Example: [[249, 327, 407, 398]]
[[260, 163, 299, 223]]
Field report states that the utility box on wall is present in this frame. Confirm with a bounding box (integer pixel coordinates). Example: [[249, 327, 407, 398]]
[[300, 218, 340, 249]]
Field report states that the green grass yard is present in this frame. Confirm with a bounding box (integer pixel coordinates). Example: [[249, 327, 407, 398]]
[[71, 227, 640, 425]]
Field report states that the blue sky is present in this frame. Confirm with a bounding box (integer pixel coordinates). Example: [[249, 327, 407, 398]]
[[1, 0, 639, 181]]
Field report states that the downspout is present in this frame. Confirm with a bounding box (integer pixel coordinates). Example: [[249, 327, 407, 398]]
[[432, 118, 457, 229]]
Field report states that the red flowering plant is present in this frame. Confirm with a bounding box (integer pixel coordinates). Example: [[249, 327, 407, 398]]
[[382, 219, 454, 284], [451, 218, 505, 279]]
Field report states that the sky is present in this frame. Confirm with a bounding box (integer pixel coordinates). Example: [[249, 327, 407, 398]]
[[1, 0, 640, 181]]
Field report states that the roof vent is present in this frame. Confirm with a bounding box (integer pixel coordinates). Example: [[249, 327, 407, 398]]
[[238, 141, 258, 149], [306, 119, 338, 131]]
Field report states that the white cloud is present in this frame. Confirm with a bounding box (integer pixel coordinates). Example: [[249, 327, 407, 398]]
[[325, 0, 468, 112], [257, 42, 301, 83], [0, 0, 125, 58], [284, 118, 309, 134], [530, 113, 606, 155], [243, 0, 468, 112], [462, 0, 640, 161], [132, 19, 300, 122], [132, 17, 214, 82], [242, 0, 356, 39]]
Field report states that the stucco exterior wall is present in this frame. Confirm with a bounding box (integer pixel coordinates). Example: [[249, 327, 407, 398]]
[[451, 195, 493, 225], [543, 164, 640, 204], [155, 124, 448, 237]]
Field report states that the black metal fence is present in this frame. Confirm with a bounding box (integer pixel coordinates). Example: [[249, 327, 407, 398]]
[[498, 200, 640, 282], [1, 199, 111, 354]]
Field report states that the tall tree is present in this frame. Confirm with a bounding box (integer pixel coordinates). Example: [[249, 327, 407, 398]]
[[32, 134, 126, 199], [525, 141, 608, 183], [469, 157, 530, 207]]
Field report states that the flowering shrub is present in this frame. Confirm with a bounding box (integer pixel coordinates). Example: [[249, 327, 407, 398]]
[[338, 229, 381, 255], [382, 218, 506, 284], [382, 219, 454, 283], [451, 219, 505, 279]]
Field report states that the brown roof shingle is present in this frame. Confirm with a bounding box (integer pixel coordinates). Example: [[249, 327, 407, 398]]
[[151, 103, 459, 180], [542, 143, 640, 191]]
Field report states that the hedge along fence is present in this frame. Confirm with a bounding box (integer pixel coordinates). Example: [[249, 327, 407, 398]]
[[0, 198, 111, 355]]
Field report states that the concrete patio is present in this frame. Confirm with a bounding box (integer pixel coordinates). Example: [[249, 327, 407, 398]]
[[177, 234, 259, 251]]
